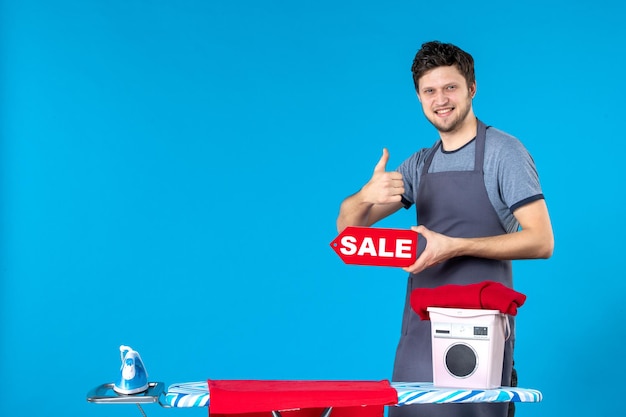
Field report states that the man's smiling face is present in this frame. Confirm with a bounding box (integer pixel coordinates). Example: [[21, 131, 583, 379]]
[[417, 65, 476, 135]]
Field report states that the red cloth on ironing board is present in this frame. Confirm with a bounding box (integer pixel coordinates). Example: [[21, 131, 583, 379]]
[[207, 380, 398, 417], [410, 280, 527, 320]]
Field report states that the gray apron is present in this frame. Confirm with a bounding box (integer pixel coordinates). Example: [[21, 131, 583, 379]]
[[389, 120, 514, 417]]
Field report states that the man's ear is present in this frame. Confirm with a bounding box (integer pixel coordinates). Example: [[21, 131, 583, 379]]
[[470, 81, 477, 99], [416, 90, 421, 103]]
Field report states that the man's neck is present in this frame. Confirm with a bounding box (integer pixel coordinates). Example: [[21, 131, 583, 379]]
[[439, 116, 478, 151]]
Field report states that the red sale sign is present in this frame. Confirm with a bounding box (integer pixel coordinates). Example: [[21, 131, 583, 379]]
[[330, 226, 426, 267]]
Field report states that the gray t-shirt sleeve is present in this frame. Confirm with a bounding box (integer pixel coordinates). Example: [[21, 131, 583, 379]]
[[486, 131, 544, 213], [396, 154, 417, 209]]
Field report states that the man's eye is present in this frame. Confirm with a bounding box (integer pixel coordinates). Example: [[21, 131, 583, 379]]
[[447, 85, 456, 90]]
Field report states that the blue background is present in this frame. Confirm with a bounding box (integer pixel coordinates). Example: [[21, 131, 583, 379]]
[[1, 1, 624, 416]]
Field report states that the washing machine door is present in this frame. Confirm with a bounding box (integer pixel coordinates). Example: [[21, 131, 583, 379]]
[[445, 342, 478, 378]]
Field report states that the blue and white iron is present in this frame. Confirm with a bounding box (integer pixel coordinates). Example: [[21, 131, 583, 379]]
[[113, 345, 149, 395]]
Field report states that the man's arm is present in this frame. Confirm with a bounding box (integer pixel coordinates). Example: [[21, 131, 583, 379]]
[[403, 199, 554, 274], [336, 148, 405, 232]]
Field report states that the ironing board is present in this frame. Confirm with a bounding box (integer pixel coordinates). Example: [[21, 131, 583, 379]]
[[88, 380, 542, 408], [162, 381, 542, 407]]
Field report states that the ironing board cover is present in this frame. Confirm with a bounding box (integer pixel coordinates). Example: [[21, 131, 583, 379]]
[[162, 381, 542, 408]]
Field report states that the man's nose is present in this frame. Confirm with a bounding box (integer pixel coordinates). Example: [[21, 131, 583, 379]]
[[434, 90, 448, 105]]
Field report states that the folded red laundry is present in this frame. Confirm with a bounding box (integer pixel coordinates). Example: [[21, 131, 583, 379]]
[[207, 380, 398, 417], [410, 280, 527, 320]]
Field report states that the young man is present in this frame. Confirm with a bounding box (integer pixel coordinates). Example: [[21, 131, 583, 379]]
[[336, 41, 554, 417]]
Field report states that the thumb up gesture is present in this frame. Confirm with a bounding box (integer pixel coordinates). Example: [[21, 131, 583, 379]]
[[362, 148, 405, 204]]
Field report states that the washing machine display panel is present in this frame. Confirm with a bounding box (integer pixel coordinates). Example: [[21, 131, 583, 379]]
[[433, 323, 490, 340]]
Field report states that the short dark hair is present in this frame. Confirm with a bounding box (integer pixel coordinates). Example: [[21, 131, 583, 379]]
[[411, 41, 475, 91]]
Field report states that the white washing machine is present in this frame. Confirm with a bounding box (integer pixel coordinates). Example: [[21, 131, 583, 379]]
[[428, 307, 508, 389]]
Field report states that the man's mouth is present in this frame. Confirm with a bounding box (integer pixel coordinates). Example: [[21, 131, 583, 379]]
[[434, 107, 454, 116]]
